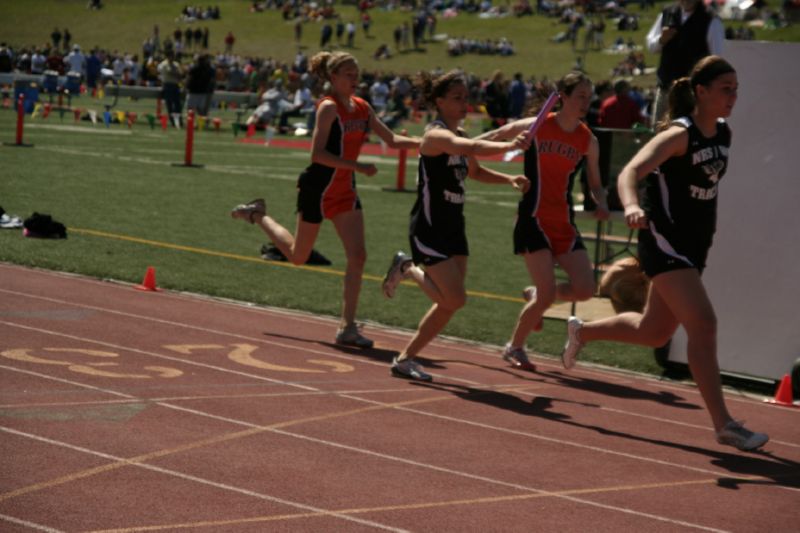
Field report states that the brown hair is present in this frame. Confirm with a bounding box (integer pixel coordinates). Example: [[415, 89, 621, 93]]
[[415, 69, 467, 111], [658, 55, 736, 131], [308, 51, 358, 81], [557, 71, 592, 97]]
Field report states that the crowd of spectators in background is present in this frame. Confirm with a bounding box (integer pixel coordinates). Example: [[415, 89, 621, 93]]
[[446, 36, 515, 56], [7, 0, 795, 136], [179, 5, 221, 22]]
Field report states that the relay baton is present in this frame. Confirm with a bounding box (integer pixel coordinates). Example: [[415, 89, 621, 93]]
[[526, 91, 560, 141]]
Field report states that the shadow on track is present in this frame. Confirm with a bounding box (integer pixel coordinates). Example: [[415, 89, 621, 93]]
[[411, 381, 800, 490]]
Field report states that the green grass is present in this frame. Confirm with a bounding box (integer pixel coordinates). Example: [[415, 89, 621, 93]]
[[0, 107, 663, 375], [2, 0, 797, 82]]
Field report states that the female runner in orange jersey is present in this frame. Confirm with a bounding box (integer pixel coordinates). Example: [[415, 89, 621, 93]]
[[232, 51, 420, 348], [479, 72, 610, 370]]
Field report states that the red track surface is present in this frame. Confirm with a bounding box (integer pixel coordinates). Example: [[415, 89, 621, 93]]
[[1, 263, 798, 532]]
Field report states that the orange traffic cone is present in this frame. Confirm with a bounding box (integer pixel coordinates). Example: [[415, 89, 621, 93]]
[[764, 374, 797, 407], [135, 266, 160, 292]]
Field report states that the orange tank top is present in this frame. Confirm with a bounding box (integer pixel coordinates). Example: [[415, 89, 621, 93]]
[[522, 113, 592, 221]]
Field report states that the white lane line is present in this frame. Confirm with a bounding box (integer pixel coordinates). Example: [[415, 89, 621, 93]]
[[0, 513, 65, 532], [0, 426, 407, 533], [0, 366, 731, 532]]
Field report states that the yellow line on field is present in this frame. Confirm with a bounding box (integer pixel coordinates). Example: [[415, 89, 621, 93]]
[[70, 227, 346, 277], [69, 227, 523, 304]]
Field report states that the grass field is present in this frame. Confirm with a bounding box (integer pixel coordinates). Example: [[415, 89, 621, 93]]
[[1, 0, 798, 82], [0, 101, 668, 375]]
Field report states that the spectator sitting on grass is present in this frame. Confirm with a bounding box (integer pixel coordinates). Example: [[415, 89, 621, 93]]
[[278, 77, 315, 133], [374, 44, 392, 60], [247, 78, 290, 127]]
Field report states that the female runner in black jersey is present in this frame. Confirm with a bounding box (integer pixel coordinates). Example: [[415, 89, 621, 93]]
[[380, 70, 530, 381], [560, 56, 768, 451]]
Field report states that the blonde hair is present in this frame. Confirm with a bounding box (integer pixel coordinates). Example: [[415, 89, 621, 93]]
[[309, 51, 358, 81]]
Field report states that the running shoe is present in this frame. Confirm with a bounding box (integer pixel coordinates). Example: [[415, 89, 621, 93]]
[[382, 251, 412, 298], [231, 198, 266, 224], [561, 316, 584, 369], [335, 323, 374, 349], [502, 343, 536, 371], [716, 420, 769, 451], [391, 356, 432, 381]]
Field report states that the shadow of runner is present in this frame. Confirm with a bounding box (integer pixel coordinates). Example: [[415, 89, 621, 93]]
[[263, 330, 423, 366], [412, 381, 800, 490], [539, 369, 703, 410], [431, 357, 544, 383]]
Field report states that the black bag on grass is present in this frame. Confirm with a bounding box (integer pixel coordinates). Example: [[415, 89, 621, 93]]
[[23, 212, 67, 239]]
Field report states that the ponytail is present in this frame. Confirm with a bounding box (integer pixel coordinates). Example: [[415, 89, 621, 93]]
[[658, 77, 694, 131], [658, 55, 736, 132]]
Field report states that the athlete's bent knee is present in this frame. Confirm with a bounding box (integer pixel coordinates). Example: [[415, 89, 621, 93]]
[[443, 292, 467, 312]]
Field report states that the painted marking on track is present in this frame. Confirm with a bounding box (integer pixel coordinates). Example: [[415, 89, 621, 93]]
[[0, 348, 183, 379], [163, 343, 354, 373], [228, 343, 354, 374], [1, 293, 796, 457], [8, 273, 775, 421], [163, 344, 224, 355]]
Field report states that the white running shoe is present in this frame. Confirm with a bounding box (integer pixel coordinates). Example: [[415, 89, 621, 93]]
[[716, 420, 769, 451], [391, 356, 432, 381], [502, 343, 536, 371], [335, 324, 374, 349], [382, 251, 412, 299], [231, 198, 266, 224], [561, 316, 584, 369]]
